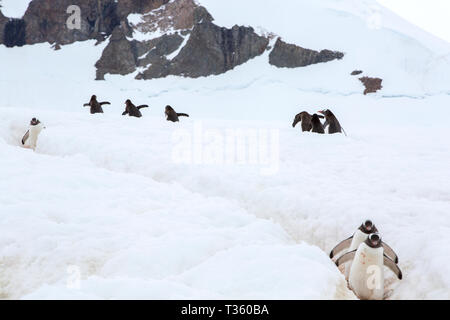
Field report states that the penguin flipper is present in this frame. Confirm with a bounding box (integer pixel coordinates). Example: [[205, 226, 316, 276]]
[[177, 113, 189, 117], [329, 236, 353, 259], [122, 111, 128, 116], [22, 130, 29, 145], [323, 120, 329, 129], [382, 241, 399, 264], [335, 249, 356, 267], [83, 103, 90, 107], [383, 254, 402, 280], [137, 105, 149, 110], [100, 102, 111, 106]]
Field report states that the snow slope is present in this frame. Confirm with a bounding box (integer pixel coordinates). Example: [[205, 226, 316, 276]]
[[0, 0, 450, 299]]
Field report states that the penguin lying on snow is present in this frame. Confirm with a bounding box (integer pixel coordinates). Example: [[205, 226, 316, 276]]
[[336, 233, 402, 300], [122, 99, 149, 118], [165, 105, 189, 122], [83, 95, 111, 114], [22, 117, 45, 150]]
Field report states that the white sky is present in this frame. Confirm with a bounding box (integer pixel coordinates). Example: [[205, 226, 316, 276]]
[[377, 0, 450, 43]]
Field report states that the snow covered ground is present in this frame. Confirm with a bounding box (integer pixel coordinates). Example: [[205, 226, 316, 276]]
[[0, 0, 449, 299]]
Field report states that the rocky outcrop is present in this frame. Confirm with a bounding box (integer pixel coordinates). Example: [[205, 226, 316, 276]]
[[269, 38, 344, 68], [0, 11, 8, 45], [351, 70, 363, 76], [3, 18, 27, 47], [138, 21, 269, 79], [1, 0, 346, 80], [1, 0, 169, 46], [359, 76, 383, 95], [130, 0, 212, 34]]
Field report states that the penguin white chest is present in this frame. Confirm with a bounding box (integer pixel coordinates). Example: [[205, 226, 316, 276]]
[[26, 124, 43, 149], [345, 230, 368, 278], [348, 243, 385, 300]]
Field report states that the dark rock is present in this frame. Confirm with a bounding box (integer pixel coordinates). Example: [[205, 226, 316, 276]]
[[359, 76, 383, 95], [3, 19, 27, 47], [137, 34, 184, 67], [351, 70, 363, 76], [269, 38, 344, 68], [140, 21, 269, 79], [95, 24, 138, 80], [0, 11, 8, 45], [0, 0, 169, 46]]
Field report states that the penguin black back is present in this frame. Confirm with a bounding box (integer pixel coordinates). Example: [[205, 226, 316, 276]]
[[292, 111, 312, 132], [83, 95, 111, 114], [122, 99, 149, 118], [165, 105, 189, 122], [311, 114, 325, 134]]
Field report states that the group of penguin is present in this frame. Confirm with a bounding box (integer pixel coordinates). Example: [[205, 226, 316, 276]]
[[330, 220, 403, 300], [292, 109, 345, 135], [19, 98, 404, 301], [21, 95, 190, 149], [83, 95, 190, 121]]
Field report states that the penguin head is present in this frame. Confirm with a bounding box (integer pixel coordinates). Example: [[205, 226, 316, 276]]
[[91, 95, 97, 101], [318, 109, 333, 117], [360, 219, 376, 234], [125, 99, 132, 106], [166, 105, 173, 112], [367, 233, 382, 248], [30, 118, 40, 126]]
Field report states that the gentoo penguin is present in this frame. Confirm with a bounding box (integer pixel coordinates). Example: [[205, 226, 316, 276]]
[[22, 118, 45, 150], [336, 233, 402, 300], [122, 99, 149, 118], [292, 111, 313, 132], [311, 114, 325, 134], [83, 95, 111, 114], [165, 105, 189, 122], [330, 220, 399, 279], [318, 109, 343, 134]]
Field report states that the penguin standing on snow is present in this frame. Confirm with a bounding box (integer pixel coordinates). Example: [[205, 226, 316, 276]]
[[311, 114, 325, 134], [292, 111, 313, 132], [122, 99, 149, 118], [165, 105, 189, 122], [83, 95, 111, 114], [330, 220, 399, 279], [335, 233, 402, 300], [22, 117, 45, 150], [318, 109, 344, 134]]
